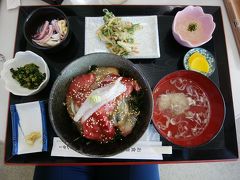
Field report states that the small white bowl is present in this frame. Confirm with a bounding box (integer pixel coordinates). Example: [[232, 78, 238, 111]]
[[0, 51, 50, 96]]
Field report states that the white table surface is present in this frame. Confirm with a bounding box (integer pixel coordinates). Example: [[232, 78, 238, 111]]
[[0, 0, 240, 142]]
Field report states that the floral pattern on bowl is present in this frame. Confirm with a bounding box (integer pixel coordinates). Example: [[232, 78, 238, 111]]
[[183, 48, 216, 77], [0, 51, 50, 96], [172, 6, 216, 48]]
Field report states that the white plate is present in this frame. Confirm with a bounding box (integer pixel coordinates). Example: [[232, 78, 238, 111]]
[[85, 15, 160, 59]]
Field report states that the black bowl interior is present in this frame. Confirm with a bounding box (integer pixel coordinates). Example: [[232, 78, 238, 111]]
[[48, 53, 153, 157], [24, 7, 70, 51]]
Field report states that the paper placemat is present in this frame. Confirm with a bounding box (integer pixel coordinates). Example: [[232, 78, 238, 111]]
[[51, 124, 172, 160]]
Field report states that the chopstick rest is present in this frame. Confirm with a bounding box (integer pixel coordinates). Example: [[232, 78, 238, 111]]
[[10, 101, 48, 155]]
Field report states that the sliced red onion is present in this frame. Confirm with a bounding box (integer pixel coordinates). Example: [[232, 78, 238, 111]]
[[33, 33, 40, 39], [32, 19, 67, 47], [33, 25, 53, 45], [33, 21, 49, 40], [37, 23, 44, 34], [51, 19, 60, 33]]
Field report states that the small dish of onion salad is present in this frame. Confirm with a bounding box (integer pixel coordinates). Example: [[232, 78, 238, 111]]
[[32, 19, 68, 47], [24, 7, 70, 51]]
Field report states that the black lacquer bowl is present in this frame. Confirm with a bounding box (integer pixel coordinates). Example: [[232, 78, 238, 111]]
[[48, 53, 153, 157], [23, 7, 71, 53]]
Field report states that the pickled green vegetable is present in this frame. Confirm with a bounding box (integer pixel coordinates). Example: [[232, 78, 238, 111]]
[[10, 63, 46, 90]]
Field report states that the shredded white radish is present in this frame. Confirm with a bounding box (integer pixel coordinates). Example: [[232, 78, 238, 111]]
[[158, 93, 193, 115], [73, 78, 126, 122]]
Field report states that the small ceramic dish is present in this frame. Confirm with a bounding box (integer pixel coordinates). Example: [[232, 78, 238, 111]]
[[0, 51, 50, 96], [172, 6, 216, 48], [23, 7, 71, 53], [183, 48, 216, 77]]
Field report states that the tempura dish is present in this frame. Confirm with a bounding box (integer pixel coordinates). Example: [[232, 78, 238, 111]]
[[97, 9, 142, 56]]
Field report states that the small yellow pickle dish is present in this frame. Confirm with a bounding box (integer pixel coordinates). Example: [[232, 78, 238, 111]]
[[183, 48, 216, 77], [188, 52, 210, 73]]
